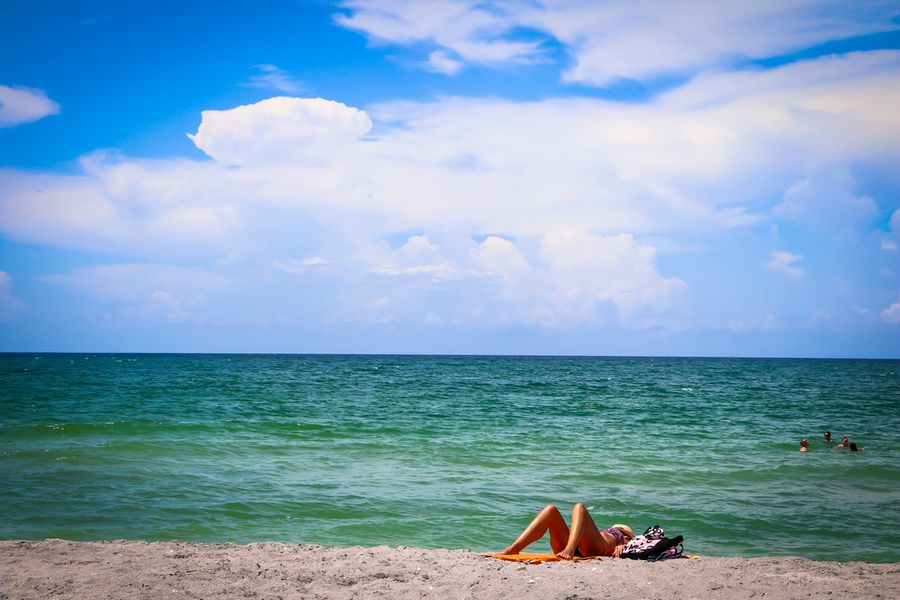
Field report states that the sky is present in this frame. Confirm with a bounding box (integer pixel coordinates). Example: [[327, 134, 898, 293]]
[[1, 0, 899, 357]]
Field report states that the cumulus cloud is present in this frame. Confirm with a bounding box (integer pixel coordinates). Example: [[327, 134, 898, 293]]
[[2, 51, 899, 330], [0, 85, 60, 127], [767, 251, 804, 278], [473, 236, 530, 279], [187, 96, 372, 165], [364, 234, 464, 280], [0, 153, 244, 256], [462, 231, 685, 326], [4, 52, 894, 252], [334, 0, 900, 84], [535, 230, 686, 324]]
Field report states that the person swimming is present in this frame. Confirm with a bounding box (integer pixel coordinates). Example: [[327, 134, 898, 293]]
[[800, 439, 810, 452], [500, 503, 634, 560], [837, 436, 849, 449], [823, 431, 832, 443]]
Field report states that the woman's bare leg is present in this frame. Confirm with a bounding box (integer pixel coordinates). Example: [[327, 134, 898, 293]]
[[556, 503, 605, 559], [501, 504, 571, 554]]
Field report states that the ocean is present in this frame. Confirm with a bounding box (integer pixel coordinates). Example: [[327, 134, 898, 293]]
[[1, 354, 898, 563]]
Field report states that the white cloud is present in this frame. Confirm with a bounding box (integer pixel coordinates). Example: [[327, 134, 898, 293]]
[[882, 294, 900, 323], [473, 236, 530, 278], [187, 96, 372, 165], [426, 50, 464, 75], [2, 51, 900, 330], [0, 85, 60, 127], [0, 154, 244, 256], [244, 64, 305, 94], [0, 271, 25, 320], [468, 231, 686, 326], [393, 235, 441, 266], [334, 0, 899, 85], [4, 52, 889, 254], [767, 251, 804, 278], [550, 1, 899, 86], [535, 229, 687, 324], [365, 235, 463, 280], [336, 0, 542, 67]]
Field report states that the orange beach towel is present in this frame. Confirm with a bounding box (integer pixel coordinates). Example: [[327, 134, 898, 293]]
[[481, 552, 602, 564], [482, 552, 700, 563]]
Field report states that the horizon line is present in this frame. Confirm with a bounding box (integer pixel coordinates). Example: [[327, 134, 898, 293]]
[[1, 351, 897, 361]]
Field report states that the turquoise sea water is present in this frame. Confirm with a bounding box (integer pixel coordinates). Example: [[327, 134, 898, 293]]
[[1, 354, 898, 562]]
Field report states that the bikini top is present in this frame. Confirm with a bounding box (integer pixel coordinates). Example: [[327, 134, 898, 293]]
[[604, 527, 626, 545]]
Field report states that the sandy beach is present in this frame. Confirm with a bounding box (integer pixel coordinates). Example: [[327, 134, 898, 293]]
[[1, 540, 898, 599]]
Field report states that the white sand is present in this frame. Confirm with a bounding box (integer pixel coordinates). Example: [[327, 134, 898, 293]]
[[2, 539, 898, 599]]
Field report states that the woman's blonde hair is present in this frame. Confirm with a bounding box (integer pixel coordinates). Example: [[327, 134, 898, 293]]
[[612, 524, 634, 539]]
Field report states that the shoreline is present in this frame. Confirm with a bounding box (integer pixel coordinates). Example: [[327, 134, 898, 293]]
[[2, 540, 898, 599]]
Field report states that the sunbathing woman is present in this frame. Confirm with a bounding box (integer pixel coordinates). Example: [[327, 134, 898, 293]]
[[500, 503, 634, 559]]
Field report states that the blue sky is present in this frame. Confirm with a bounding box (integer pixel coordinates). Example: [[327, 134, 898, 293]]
[[1, 0, 899, 357]]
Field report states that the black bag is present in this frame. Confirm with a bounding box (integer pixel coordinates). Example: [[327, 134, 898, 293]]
[[620, 525, 684, 560]]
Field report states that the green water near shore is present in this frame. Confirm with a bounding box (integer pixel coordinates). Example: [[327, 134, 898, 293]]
[[1, 354, 898, 562]]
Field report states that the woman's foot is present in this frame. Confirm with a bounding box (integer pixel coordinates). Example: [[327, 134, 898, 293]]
[[500, 545, 520, 555], [555, 548, 576, 560]]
